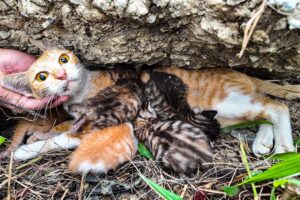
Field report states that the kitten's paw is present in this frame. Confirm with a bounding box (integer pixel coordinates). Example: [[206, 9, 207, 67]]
[[14, 145, 39, 161], [274, 144, 296, 154]]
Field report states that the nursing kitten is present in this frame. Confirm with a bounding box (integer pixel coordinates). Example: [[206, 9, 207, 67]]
[[142, 71, 220, 139], [67, 76, 144, 134], [135, 103, 215, 173]]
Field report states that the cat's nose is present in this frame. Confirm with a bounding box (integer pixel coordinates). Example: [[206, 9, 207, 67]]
[[56, 71, 68, 80]]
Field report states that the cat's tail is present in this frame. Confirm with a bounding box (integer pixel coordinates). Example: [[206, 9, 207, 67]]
[[251, 77, 300, 100], [68, 123, 138, 174]]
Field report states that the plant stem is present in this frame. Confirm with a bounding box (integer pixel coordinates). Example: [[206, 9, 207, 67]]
[[240, 142, 258, 200]]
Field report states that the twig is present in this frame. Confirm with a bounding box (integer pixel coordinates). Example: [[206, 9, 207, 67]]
[[238, 0, 267, 58], [6, 152, 13, 200], [15, 156, 42, 170], [180, 184, 188, 198], [78, 174, 85, 200]]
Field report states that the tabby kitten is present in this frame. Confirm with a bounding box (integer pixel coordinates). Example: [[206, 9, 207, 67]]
[[135, 103, 215, 173], [142, 71, 220, 139], [67, 75, 145, 134]]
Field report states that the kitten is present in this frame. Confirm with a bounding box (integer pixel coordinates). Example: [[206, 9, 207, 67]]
[[142, 71, 220, 139], [67, 76, 145, 134], [135, 103, 215, 173]]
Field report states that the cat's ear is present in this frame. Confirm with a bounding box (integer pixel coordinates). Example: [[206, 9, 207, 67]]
[[201, 110, 218, 119], [29, 38, 66, 52], [0, 73, 34, 97]]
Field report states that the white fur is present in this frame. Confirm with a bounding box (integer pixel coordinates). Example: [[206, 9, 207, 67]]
[[214, 91, 263, 118], [78, 161, 107, 174], [252, 124, 274, 156], [265, 107, 295, 154], [14, 132, 80, 161]]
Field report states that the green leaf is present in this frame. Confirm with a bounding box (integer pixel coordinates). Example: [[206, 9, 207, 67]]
[[239, 157, 300, 185], [268, 152, 300, 161], [138, 143, 154, 159], [270, 187, 276, 200], [0, 136, 6, 145], [223, 186, 239, 197], [139, 175, 182, 200], [220, 120, 272, 134], [273, 178, 300, 188]]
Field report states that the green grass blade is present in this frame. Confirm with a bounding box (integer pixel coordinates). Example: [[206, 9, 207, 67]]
[[139, 175, 182, 200], [223, 186, 239, 197], [268, 152, 300, 161], [270, 187, 276, 200], [240, 143, 258, 199], [220, 120, 272, 134], [239, 157, 300, 185], [138, 143, 154, 159], [294, 136, 300, 146], [0, 136, 6, 145]]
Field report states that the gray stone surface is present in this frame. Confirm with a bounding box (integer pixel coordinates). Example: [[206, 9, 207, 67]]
[[0, 0, 299, 77]]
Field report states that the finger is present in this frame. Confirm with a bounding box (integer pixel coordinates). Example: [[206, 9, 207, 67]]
[[48, 96, 70, 108], [16, 96, 53, 110]]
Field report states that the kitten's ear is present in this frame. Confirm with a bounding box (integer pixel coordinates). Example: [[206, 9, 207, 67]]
[[0, 73, 34, 97], [201, 110, 218, 119], [29, 38, 66, 52]]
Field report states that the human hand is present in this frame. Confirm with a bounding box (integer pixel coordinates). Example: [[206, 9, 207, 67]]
[[0, 49, 69, 110]]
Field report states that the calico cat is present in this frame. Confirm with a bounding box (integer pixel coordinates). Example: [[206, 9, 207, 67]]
[[0, 42, 138, 174], [1, 40, 299, 173], [135, 103, 216, 173]]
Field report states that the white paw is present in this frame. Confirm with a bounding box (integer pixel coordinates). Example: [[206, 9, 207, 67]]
[[252, 139, 273, 157], [14, 145, 39, 161], [274, 144, 296, 154]]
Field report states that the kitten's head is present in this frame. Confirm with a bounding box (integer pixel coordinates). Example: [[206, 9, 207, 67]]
[[0, 40, 85, 98]]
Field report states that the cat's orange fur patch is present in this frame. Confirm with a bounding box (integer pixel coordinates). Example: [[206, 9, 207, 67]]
[[68, 123, 137, 174]]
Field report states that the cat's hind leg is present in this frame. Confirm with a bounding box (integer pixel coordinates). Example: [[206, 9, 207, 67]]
[[214, 91, 294, 156], [252, 124, 274, 156]]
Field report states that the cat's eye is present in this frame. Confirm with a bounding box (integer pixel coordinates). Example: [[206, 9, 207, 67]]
[[59, 54, 69, 64], [36, 72, 49, 82]]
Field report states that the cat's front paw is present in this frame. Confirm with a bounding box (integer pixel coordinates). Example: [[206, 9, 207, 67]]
[[14, 145, 39, 161]]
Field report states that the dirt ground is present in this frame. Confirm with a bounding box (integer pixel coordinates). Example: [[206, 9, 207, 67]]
[[0, 89, 299, 200]]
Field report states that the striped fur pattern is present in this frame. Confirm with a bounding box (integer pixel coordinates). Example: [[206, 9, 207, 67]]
[[135, 103, 214, 173], [143, 71, 220, 139], [68, 77, 144, 133]]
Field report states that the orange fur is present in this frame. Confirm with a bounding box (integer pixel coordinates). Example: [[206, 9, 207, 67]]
[[68, 123, 137, 174]]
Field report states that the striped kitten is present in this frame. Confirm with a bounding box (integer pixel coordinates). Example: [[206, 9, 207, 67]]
[[68, 76, 145, 134], [135, 103, 215, 173], [142, 71, 220, 139]]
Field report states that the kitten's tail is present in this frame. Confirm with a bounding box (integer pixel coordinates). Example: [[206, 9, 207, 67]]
[[251, 78, 300, 100]]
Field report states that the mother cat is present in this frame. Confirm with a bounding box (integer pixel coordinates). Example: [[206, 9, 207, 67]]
[[1, 40, 299, 172]]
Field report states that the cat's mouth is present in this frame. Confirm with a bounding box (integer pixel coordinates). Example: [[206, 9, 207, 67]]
[[64, 79, 78, 92]]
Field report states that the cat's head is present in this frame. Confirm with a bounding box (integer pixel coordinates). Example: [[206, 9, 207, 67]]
[[0, 40, 86, 98]]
